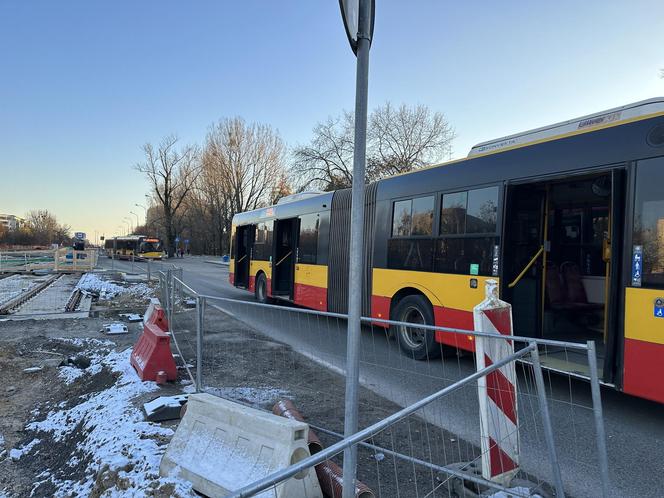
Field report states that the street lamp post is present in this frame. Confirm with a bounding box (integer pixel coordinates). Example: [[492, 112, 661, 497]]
[[135, 203, 147, 222], [123, 219, 131, 235], [123, 217, 133, 234], [339, 1, 374, 498], [130, 211, 140, 231]]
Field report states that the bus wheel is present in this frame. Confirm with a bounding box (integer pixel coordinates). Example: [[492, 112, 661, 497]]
[[392, 295, 441, 360], [255, 273, 270, 304]]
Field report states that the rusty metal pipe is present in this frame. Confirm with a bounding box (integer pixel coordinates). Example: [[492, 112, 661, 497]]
[[272, 399, 374, 498], [272, 399, 323, 454]]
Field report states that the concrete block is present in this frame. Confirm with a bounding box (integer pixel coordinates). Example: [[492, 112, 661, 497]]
[[160, 393, 323, 498]]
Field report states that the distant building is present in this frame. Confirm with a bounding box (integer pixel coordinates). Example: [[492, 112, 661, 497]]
[[0, 214, 25, 231]]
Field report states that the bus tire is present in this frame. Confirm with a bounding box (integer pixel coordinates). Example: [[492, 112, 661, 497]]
[[392, 295, 441, 360], [255, 273, 271, 304]]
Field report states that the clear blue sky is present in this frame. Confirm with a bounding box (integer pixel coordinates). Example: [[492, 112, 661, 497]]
[[1, 1, 663, 240]]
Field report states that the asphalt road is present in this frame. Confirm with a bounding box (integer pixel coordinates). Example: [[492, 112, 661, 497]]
[[100, 256, 664, 497]]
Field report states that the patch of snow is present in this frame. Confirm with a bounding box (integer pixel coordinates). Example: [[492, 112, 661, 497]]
[[202, 386, 289, 407], [26, 349, 196, 497], [58, 366, 85, 385], [76, 273, 154, 300], [56, 338, 115, 385], [9, 438, 41, 461], [487, 487, 542, 498], [55, 337, 115, 348]]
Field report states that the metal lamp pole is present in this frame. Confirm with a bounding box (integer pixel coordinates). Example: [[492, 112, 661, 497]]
[[340, 1, 374, 497], [130, 211, 140, 231]]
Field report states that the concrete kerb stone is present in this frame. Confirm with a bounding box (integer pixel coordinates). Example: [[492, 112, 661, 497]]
[[160, 393, 323, 498]]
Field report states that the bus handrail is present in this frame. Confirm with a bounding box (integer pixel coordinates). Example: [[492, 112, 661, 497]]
[[275, 250, 292, 267], [508, 245, 544, 289]]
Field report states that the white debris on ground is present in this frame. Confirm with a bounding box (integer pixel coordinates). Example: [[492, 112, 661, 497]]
[[75, 273, 154, 300], [21, 347, 195, 497]]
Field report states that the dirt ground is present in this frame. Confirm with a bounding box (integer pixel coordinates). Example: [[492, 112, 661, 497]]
[[0, 272, 549, 497]]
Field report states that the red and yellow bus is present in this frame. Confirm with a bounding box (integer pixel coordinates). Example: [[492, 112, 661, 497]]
[[105, 235, 164, 260], [231, 98, 664, 403]]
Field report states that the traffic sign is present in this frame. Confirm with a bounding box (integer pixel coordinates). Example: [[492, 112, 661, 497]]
[[339, 0, 375, 55]]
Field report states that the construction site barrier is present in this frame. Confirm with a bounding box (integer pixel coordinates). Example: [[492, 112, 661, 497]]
[[160, 393, 323, 498], [473, 279, 519, 485], [130, 304, 177, 382]]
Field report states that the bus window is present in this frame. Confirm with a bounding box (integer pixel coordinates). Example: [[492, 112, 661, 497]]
[[466, 186, 499, 233], [391, 196, 434, 237], [634, 157, 664, 287], [388, 196, 434, 271], [392, 200, 412, 236], [298, 214, 319, 264], [436, 186, 499, 276], [253, 221, 272, 261]]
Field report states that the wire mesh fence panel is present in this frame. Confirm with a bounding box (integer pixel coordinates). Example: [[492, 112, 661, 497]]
[[160, 269, 609, 498]]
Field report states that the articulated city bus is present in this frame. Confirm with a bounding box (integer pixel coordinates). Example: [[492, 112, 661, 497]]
[[105, 235, 164, 260], [230, 98, 664, 404]]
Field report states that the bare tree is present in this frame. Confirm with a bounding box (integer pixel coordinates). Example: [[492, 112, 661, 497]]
[[135, 135, 200, 257], [202, 117, 286, 252], [368, 102, 455, 178], [291, 112, 355, 190], [291, 103, 455, 190]]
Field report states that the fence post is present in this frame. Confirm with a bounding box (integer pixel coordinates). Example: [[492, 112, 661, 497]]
[[147, 258, 151, 281], [196, 295, 204, 393], [530, 344, 565, 498], [166, 269, 174, 335], [587, 341, 610, 497]]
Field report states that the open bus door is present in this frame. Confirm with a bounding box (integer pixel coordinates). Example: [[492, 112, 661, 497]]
[[272, 218, 299, 299], [503, 170, 624, 383], [233, 225, 254, 289]]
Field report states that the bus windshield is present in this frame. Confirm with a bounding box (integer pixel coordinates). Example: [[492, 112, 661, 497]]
[[140, 240, 162, 253]]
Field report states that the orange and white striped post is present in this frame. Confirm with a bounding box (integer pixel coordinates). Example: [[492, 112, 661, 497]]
[[473, 279, 519, 485]]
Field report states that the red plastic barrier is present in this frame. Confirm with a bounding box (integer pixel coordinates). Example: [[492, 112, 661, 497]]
[[147, 305, 169, 332], [130, 305, 177, 382]]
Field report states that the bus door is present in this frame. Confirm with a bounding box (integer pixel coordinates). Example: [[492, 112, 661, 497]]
[[503, 184, 547, 339], [272, 218, 299, 298], [504, 172, 620, 380], [233, 225, 254, 289]]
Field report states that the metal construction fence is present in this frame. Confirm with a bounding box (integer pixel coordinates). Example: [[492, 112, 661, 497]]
[[0, 251, 169, 319], [158, 269, 610, 498], [0, 248, 97, 273]]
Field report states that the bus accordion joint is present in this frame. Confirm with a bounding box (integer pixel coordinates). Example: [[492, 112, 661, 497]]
[[508, 245, 544, 289]]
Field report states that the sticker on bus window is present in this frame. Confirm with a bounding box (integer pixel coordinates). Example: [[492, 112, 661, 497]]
[[655, 298, 664, 319], [492, 245, 500, 276], [470, 263, 479, 275], [632, 245, 642, 287]]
